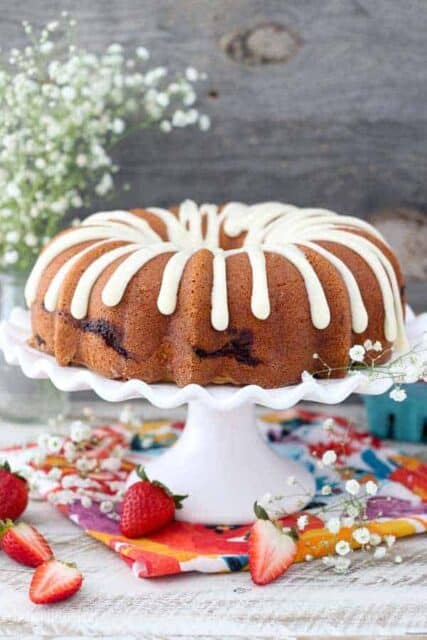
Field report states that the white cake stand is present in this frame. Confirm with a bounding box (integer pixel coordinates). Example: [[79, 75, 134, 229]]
[[1, 307, 425, 524]]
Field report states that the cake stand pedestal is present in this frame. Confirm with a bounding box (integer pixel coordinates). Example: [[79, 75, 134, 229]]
[[1, 307, 425, 524], [132, 400, 315, 523]]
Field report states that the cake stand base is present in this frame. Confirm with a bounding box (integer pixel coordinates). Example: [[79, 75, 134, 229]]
[[127, 400, 315, 524]]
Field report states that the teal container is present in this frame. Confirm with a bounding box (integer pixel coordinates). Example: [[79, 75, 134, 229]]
[[363, 383, 427, 442]]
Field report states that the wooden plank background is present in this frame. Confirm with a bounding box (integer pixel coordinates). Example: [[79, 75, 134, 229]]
[[2, 0, 427, 307]]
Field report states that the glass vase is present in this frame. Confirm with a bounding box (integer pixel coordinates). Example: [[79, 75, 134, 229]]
[[0, 271, 70, 423]]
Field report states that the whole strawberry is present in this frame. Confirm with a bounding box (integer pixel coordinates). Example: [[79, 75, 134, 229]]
[[0, 520, 53, 567], [120, 467, 187, 538], [0, 461, 28, 520]]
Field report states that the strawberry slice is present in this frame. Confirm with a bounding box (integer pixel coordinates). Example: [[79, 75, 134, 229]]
[[30, 559, 83, 604], [0, 521, 53, 567], [248, 503, 297, 585]]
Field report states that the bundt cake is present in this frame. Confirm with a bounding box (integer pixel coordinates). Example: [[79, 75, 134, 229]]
[[25, 201, 409, 388]]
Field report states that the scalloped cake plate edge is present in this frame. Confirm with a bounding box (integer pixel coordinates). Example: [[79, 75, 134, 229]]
[[0, 307, 425, 411]]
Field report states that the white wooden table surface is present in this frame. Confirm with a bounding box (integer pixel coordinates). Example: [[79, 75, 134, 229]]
[[0, 401, 426, 640]]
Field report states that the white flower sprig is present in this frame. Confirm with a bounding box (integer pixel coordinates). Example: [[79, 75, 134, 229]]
[[0, 14, 210, 272], [310, 335, 427, 402], [258, 417, 407, 575]]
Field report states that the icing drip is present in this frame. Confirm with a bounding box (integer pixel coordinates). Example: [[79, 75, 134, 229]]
[[71, 244, 139, 319], [25, 200, 408, 350], [298, 241, 368, 334], [157, 251, 193, 315], [101, 243, 176, 307], [265, 244, 331, 330], [246, 247, 270, 320], [211, 251, 229, 331]]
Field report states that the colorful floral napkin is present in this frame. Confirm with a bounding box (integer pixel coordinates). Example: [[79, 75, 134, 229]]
[[3, 409, 426, 578]]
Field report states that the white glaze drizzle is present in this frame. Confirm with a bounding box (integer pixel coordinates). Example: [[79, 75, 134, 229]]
[[71, 244, 139, 319], [265, 243, 331, 329], [211, 251, 229, 331], [25, 200, 408, 350], [157, 251, 193, 315], [298, 240, 368, 334], [101, 243, 176, 307], [246, 246, 270, 320]]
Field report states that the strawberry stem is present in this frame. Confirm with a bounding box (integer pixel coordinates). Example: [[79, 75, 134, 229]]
[[0, 460, 27, 484], [136, 466, 149, 482], [0, 519, 14, 537], [136, 466, 188, 508], [253, 501, 270, 520], [173, 494, 188, 509]]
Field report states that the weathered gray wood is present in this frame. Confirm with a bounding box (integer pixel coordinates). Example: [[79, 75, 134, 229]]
[[1, 0, 427, 307], [2, 0, 427, 213]]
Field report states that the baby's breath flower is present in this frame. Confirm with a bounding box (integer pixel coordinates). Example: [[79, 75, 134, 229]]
[[76, 457, 97, 473], [199, 114, 211, 131], [6, 183, 21, 199], [4, 250, 19, 264], [172, 109, 189, 127], [373, 545, 387, 559], [384, 534, 396, 548], [326, 517, 341, 534], [365, 480, 378, 496], [321, 449, 337, 466], [389, 387, 407, 402], [352, 527, 370, 545], [321, 484, 332, 496], [345, 479, 360, 496], [185, 66, 199, 82], [111, 117, 125, 134], [81, 495, 92, 508], [322, 555, 335, 567], [47, 436, 64, 454], [0, 15, 208, 272], [372, 340, 382, 352], [70, 420, 92, 443], [369, 533, 382, 546], [40, 41, 54, 55], [136, 46, 150, 61], [297, 515, 308, 531], [76, 154, 88, 167], [100, 500, 114, 514], [95, 173, 114, 196], [346, 503, 361, 518], [160, 119, 172, 133], [334, 556, 351, 573], [47, 466, 62, 480], [335, 540, 350, 556], [156, 92, 170, 108], [24, 232, 37, 247], [349, 345, 365, 363]]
